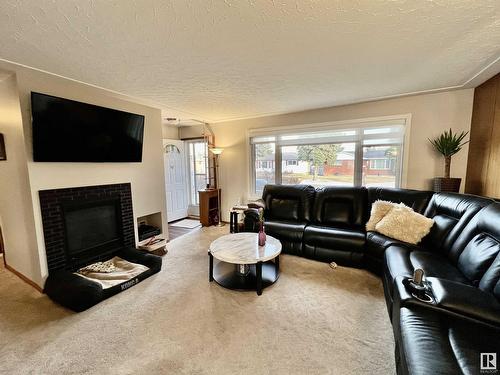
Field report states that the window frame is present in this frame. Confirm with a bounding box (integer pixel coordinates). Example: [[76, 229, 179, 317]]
[[369, 159, 391, 170], [247, 114, 411, 198]]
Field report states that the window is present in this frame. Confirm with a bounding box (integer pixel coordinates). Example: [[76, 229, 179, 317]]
[[363, 145, 400, 187], [187, 140, 208, 205], [281, 143, 355, 186], [253, 142, 275, 193], [369, 159, 391, 170], [250, 118, 406, 194]]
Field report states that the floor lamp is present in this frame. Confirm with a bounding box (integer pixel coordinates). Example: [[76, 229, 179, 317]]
[[210, 147, 224, 227]]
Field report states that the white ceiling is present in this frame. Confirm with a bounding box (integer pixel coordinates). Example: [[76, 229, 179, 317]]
[[1, 1, 499, 123]]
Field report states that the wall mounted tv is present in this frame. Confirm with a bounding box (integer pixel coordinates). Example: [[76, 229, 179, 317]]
[[31, 92, 145, 162]]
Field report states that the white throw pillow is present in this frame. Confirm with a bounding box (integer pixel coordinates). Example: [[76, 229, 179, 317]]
[[375, 205, 434, 245], [366, 200, 396, 231]]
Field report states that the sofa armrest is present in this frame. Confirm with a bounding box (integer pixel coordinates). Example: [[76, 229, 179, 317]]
[[429, 277, 500, 326], [393, 276, 500, 327], [248, 199, 265, 210]]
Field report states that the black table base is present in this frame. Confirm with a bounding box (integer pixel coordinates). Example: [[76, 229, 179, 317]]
[[209, 253, 279, 295]]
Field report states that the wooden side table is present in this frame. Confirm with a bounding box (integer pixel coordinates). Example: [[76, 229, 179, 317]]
[[199, 189, 220, 226]]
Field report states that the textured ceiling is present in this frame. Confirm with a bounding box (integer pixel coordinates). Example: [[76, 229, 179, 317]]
[[1, 1, 499, 122]]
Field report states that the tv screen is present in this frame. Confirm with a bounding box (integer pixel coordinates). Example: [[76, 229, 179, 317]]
[[31, 92, 145, 162]]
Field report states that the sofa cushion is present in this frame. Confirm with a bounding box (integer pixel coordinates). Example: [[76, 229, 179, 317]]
[[383, 245, 470, 301], [304, 225, 365, 253], [394, 305, 500, 375], [269, 198, 300, 221], [303, 225, 365, 265], [409, 250, 469, 283], [480, 254, 500, 295], [375, 205, 434, 245], [312, 186, 368, 229], [368, 193, 491, 275], [264, 220, 306, 243], [457, 233, 500, 287], [448, 203, 500, 263], [367, 187, 433, 214], [446, 203, 500, 298], [263, 184, 315, 222], [365, 200, 394, 231], [422, 192, 493, 253], [395, 307, 462, 375]]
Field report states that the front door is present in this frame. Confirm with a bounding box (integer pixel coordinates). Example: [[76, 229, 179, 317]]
[[164, 139, 188, 222]]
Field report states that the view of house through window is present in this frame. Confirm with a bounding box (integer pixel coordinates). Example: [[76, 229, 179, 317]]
[[254, 142, 276, 192], [362, 145, 400, 187], [250, 120, 406, 194], [280, 143, 355, 186]]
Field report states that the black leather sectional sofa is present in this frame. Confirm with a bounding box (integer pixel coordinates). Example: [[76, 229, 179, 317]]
[[245, 184, 500, 375]]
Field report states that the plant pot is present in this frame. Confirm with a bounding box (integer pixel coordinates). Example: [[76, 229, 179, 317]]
[[433, 177, 461, 193]]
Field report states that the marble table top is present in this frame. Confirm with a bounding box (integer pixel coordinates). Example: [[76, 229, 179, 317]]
[[209, 232, 281, 264]]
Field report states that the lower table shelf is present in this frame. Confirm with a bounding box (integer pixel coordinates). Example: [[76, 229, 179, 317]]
[[210, 258, 279, 294]]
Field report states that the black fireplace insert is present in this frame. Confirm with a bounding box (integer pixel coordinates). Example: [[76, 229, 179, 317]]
[[62, 196, 123, 270]]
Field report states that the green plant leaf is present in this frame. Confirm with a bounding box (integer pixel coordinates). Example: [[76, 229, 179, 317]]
[[429, 128, 469, 157]]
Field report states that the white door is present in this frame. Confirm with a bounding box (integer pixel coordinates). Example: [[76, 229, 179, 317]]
[[164, 139, 189, 222]]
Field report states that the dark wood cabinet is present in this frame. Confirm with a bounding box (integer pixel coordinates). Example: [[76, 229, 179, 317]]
[[199, 189, 220, 226]]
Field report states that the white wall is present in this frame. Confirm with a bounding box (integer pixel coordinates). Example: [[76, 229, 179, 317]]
[[211, 89, 475, 221], [0, 73, 41, 284], [0, 61, 168, 287]]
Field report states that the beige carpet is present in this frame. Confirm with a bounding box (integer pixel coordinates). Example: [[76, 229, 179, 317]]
[[0, 227, 395, 375]]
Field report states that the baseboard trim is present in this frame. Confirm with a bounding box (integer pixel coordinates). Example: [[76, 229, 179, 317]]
[[4, 264, 43, 293]]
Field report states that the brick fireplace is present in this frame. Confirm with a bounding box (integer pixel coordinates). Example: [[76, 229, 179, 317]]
[[39, 183, 135, 273]]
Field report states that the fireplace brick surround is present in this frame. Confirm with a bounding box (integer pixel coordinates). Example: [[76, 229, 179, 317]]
[[40, 182, 162, 312], [39, 183, 135, 272]]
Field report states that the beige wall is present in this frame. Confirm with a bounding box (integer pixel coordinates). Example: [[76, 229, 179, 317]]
[[162, 124, 179, 139], [179, 125, 205, 140], [0, 61, 167, 287], [211, 89, 474, 221], [0, 73, 41, 283]]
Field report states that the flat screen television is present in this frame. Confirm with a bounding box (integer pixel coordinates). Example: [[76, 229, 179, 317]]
[[31, 92, 145, 162]]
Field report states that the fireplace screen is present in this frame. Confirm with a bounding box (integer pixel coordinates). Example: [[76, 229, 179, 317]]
[[63, 197, 123, 263]]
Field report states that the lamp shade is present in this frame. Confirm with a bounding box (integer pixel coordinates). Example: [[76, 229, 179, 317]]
[[210, 147, 224, 155]]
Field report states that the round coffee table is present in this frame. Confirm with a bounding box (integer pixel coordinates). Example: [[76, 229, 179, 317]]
[[208, 232, 281, 295]]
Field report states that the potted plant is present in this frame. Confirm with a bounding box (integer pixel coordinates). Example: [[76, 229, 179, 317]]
[[429, 128, 469, 192]]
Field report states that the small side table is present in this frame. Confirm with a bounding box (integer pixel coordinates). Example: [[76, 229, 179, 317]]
[[199, 189, 220, 226], [230, 205, 248, 233]]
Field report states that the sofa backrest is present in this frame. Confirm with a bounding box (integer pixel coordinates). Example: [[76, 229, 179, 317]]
[[367, 187, 433, 214], [448, 202, 500, 299], [262, 184, 316, 222], [312, 187, 368, 230], [422, 193, 493, 252]]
